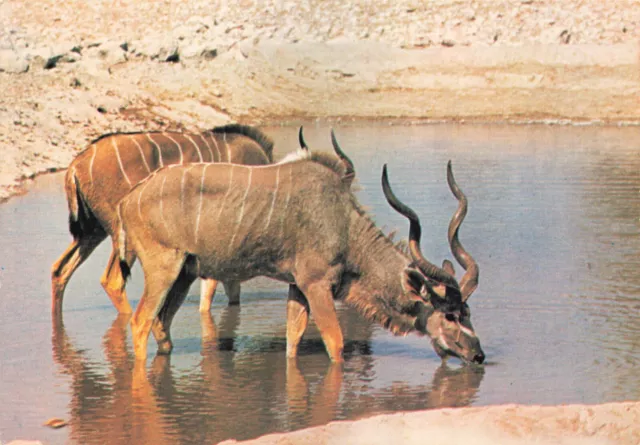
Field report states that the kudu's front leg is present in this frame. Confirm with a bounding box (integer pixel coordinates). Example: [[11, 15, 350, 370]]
[[131, 251, 186, 361], [297, 268, 344, 363]]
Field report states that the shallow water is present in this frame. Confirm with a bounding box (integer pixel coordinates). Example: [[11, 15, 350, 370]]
[[0, 124, 638, 444]]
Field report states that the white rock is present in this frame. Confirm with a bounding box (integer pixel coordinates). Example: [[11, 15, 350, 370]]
[[0, 49, 29, 73]]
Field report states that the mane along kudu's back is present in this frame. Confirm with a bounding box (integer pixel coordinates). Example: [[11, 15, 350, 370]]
[[51, 124, 274, 317]]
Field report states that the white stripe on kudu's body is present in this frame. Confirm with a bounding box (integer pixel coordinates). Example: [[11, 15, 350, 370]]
[[215, 165, 235, 226], [194, 163, 210, 244], [228, 167, 253, 253], [180, 164, 197, 211], [51, 124, 274, 319], [89, 144, 97, 184], [163, 132, 184, 164], [185, 134, 204, 162], [264, 165, 281, 231], [159, 176, 171, 236], [138, 178, 152, 221], [198, 134, 215, 162], [146, 133, 163, 167], [129, 135, 151, 174], [112, 138, 132, 187], [224, 133, 231, 162], [281, 164, 293, 236], [210, 133, 221, 161]]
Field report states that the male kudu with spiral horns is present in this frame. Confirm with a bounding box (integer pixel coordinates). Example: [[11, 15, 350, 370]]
[[117, 140, 484, 364]]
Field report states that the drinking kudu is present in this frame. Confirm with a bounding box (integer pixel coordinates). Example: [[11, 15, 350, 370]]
[[51, 124, 274, 316], [116, 143, 485, 364]]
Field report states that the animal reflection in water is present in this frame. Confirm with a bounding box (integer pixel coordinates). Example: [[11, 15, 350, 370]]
[[51, 306, 485, 444]]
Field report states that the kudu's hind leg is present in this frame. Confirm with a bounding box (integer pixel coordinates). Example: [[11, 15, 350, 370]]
[[198, 279, 219, 313], [152, 264, 197, 355], [131, 250, 186, 361], [51, 233, 106, 316], [222, 281, 241, 306], [198, 279, 241, 312], [286, 284, 310, 358], [100, 246, 134, 314]]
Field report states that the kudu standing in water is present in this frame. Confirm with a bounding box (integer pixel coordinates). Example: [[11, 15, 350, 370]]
[[51, 124, 274, 317], [117, 144, 484, 364]]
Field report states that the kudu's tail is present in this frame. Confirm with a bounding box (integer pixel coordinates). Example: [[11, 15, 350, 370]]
[[116, 207, 132, 282], [65, 167, 98, 239]]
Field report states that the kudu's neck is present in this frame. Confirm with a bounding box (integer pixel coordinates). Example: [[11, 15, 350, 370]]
[[342, 208, 418, 335]]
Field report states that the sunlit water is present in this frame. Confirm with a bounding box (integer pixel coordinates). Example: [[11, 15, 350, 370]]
[[0, 124, 638, 444]]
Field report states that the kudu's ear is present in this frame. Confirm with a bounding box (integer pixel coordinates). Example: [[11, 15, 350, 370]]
[[431, 260, 455, 297], [403, 268, 429, 301], [400, 269, 430, 332], [442, 259, 455, 276]]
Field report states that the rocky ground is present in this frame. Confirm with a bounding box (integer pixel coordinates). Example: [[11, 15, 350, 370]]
[[1, 0, 639, 443]]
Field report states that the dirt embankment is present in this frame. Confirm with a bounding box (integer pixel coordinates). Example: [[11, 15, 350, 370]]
[[1, 1, 639, 443], [220, 402, 640, 445]]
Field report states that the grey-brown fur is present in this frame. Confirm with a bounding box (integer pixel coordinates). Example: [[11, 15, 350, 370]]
[[117, 152, 484, 365], [51, 124, 273, 317]]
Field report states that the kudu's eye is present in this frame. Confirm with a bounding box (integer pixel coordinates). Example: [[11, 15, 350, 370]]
[[445, 313, 457, 323]]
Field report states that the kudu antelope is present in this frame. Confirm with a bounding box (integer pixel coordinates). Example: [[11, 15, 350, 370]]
[[51, 124, 274, 317], [117, 146, 484, 364]]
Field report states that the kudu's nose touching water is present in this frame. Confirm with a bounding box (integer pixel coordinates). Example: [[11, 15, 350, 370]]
[[115, 128, 484, 365]]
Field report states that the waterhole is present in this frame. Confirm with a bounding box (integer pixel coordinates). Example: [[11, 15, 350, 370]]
[[0, 124, 638, 444]]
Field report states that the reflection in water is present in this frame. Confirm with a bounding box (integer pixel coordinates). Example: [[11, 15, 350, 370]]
[[51, 306, 484, 444]]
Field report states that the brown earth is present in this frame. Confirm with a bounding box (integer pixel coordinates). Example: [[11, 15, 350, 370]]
[[220, 402, 640, 445], [1, 1, 639, 443]]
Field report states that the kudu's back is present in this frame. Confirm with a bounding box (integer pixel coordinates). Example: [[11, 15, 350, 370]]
[[65, 128, 273, 237], [118, 158, 353, 284], [52, 125, 273, 315]]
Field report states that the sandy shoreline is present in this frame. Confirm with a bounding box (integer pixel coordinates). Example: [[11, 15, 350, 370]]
[[219, 402, 640, 445], [2, 1, 639, 443]]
